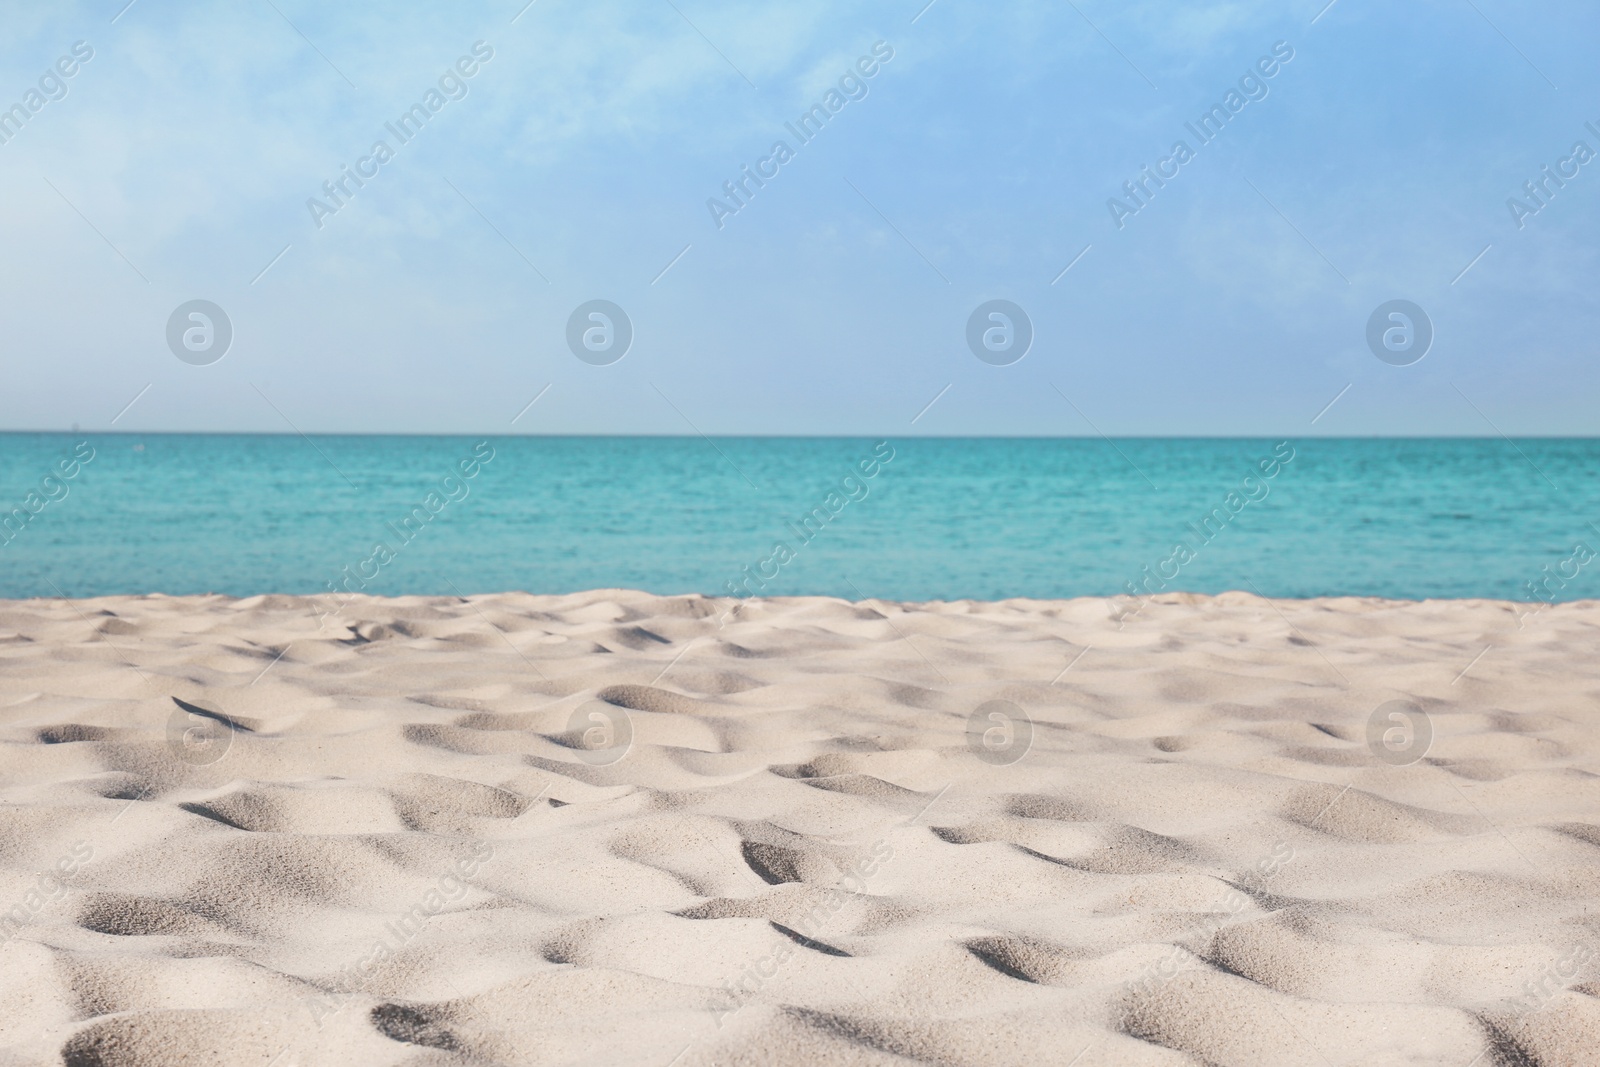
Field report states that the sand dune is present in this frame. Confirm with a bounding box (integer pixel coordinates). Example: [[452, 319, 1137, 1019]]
[[0, 590, 1597, 1065]]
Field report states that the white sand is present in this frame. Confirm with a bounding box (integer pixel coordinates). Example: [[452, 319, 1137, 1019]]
[[0, 590, 1597, 1066]]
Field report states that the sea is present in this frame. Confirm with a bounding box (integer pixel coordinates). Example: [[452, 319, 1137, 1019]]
[[2, 434, 1597, 603]]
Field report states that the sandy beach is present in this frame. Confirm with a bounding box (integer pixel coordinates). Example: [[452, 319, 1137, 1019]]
[[1, 590, 1596, 1066]]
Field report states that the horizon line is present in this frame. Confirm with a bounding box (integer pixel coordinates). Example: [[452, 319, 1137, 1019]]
[[6, 431, 1600, 440]]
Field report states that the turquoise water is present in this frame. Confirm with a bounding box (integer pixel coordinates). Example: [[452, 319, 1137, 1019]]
[[2, 434, 1597, 602]]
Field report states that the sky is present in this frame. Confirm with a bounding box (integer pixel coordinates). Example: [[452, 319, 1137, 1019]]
[[1, 0, 1597, 436]]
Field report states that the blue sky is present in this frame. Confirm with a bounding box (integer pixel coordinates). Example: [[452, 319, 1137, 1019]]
[[1, 0, 1596, 435]]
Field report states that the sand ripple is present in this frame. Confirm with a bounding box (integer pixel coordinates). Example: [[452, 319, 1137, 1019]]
[[0, 590, 1596, 1064]]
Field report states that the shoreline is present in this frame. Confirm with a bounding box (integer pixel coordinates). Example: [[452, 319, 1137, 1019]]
[[5, 588, 1597, 606]]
